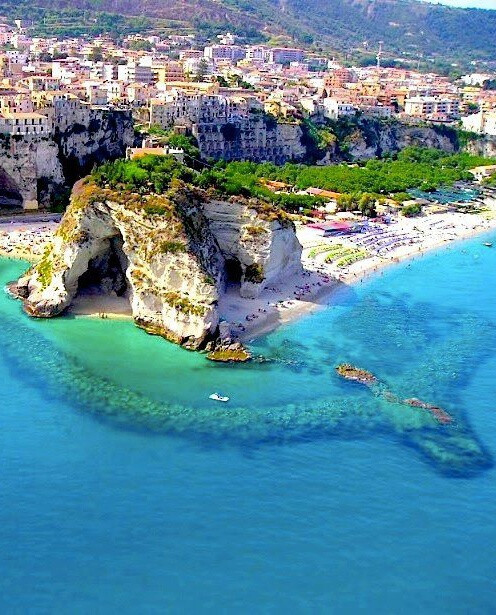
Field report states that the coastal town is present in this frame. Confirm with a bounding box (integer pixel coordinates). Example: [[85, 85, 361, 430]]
[[0, 17, 495, 344], [0, 20, 493, 167]]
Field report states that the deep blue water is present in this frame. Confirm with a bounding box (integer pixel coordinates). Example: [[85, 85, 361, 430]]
[[1, 232, 496, 613]]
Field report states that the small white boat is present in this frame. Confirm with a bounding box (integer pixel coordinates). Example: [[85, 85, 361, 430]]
[[484, 242, 493, 248], [209, 393, 230, 402]]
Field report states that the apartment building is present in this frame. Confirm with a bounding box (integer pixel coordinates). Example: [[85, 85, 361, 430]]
[[268, 48, 305, 64], [0, 111, 48, 135], [404, 96, 460, 119], [117, 62, 153, 84], [204, 45, 246, 63]]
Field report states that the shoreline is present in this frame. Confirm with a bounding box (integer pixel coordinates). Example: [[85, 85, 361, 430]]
[[226, 213, 496, 341], [2, 211, 496, 338]]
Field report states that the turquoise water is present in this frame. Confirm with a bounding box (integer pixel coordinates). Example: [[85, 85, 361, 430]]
[[1, 233, 496, 613]]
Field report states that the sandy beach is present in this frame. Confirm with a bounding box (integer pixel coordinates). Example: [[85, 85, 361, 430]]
[[220, 206, 496, 340], [2, 202, 496, 335]]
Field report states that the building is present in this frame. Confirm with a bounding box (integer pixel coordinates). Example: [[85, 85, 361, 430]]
[[204, 45, 246, 63], [462, 110, 496, 136], [404, 96, 460, 119], [268, 48, 305, 64], [117, 62, 153, 84], [322, 98, 357, 119], [0, 111, 49, 135]]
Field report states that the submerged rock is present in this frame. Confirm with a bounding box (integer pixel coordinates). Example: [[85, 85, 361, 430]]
[[403, 398, 453, 425], [206, 339, 252, 363], [336, 363, 454, 426], [335, 363, 377, 384]]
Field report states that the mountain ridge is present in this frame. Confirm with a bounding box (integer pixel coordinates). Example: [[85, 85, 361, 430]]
[[2, 0, 496, 64]]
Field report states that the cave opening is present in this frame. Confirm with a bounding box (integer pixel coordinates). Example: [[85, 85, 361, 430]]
[[224, 258, 243, 287], [75, 235, 131, 313], [0, 167, 23, 209]]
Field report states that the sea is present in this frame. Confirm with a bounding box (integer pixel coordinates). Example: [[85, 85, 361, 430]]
[[1, 230, 495, 614]]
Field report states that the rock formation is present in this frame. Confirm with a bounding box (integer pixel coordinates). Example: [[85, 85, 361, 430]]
[[335, 363, 454, 425], [15, 176, 302, 350], [0, 134, 65, 209], [314, 118, 460, 163], [53, 102, 136, 182], [0, 104, 135, 210]]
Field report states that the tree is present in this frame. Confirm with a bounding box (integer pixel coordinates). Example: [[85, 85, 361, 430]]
[[402, 203, 422, 217], [195, 59, 209, 83], [89, 46, 104, 62], [128, 39, 153, 52]]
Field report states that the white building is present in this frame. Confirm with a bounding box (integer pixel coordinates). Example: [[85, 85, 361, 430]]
[[117, 62, 153, 84], [462, 110, 496, 136], [204, 45, 246, 63], [0, 111, 49, 135], [322, 98, 357, 119]]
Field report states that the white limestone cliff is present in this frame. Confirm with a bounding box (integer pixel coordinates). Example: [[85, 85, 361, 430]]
[[15, 179, 302, 349]]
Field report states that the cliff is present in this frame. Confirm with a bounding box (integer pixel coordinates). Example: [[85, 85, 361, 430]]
[[464, 135, 496, 159], [53, 104, 137, 183], [0, 104, 136, 211], [311, 118, 459, 163], [0, 135, 65, 210], [14, 173, 302, 349]]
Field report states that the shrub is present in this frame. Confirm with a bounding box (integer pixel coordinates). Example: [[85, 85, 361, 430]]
[[244, 263, 265, 283], [160, 240, 186, 254]]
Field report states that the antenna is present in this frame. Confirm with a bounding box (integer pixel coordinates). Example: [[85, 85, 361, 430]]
[[376, 41, 383, 70]]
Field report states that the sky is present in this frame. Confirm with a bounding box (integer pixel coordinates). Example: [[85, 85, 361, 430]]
[[423, 0, 496, 8]]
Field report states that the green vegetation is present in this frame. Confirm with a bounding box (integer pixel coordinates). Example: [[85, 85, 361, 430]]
[[207, 148, 495, 202], [336, 193, 377, 218], [36, 246, 54, 289], [146, 127, 201, 161], [483, 173, 496, 187], [0, 3, 152, 38], [244, 263, 265, 283], [92, 155, 196, 194], [90, 147, 495, 224], [127, 39, 153, 52], [322, 245, 368, 268], [4, 0, 496, 66], [244, 225, 267, 236], [401, 203, 422, 217], [160, 240, 187, 254], [162, 291, 207, 317]]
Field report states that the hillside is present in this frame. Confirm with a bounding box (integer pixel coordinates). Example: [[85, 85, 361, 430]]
[[1, 0, 496, 64]]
